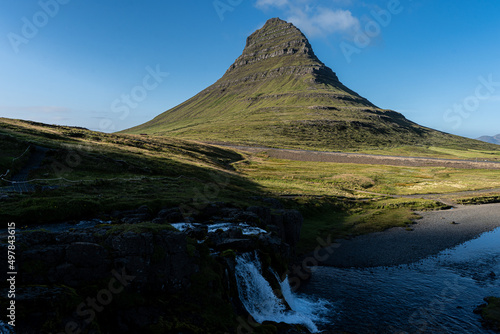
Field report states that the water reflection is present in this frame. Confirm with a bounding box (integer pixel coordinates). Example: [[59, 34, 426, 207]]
[[301, 228, 500, 333]]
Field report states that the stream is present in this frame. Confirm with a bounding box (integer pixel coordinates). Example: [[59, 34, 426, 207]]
[[300, 227, 500, 333]]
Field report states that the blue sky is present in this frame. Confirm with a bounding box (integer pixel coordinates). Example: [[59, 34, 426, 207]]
[[1, 0, 499, 139]]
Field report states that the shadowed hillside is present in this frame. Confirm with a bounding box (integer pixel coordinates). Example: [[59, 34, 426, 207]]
[[0, 117, 260, 224]]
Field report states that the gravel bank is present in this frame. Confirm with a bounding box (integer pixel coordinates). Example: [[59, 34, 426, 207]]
[[319, 203, 500, 268], [213, 144, 500, 169]]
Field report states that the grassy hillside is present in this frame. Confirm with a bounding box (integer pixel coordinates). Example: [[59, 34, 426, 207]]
[[0, 118, 260, 224]]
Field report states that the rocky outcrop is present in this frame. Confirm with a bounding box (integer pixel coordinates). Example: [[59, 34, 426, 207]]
[[16, 228, 198, 293], [474, 296, 500, 331], [1, 198, 305, 333]]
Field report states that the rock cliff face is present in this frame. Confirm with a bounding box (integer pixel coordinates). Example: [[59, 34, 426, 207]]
[[221, 18, 342, 87], [1, 200, 305, 333]]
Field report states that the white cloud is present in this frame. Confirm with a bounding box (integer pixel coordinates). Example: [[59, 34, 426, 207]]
[[255, 0, 360, 37], [288, 7, 359, 37], [255, 0, 289, 9]]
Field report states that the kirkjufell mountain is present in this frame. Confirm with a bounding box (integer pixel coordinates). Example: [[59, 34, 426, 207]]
[[125, 18, 496, 151]]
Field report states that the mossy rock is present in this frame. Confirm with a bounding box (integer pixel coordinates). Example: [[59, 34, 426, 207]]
[[475, 296, 500, 331], [221, 249, 236, 258]]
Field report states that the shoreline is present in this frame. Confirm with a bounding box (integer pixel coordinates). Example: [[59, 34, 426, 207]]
[[317, 202, 500, 268]]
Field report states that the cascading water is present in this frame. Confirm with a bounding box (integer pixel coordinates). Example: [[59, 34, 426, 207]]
[[234, 252, 330, 333], [0, 321, 14, 334]]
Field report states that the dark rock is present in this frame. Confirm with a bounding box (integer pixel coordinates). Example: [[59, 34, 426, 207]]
[[121, 213, 151, 224], [108, 232, 154, 256], [111, 208, 137, 218], [66, 242, 108, 267], [112, 205, 153, 223], [269, 209, 303, 247], [13, 286, 78, 333], [195, 202, 223, 220], [53, 263, 77, 285], [11, 199, 302, 333], [18, 230, 55, 246], [282, 209, 303, 247], [216, 238, 255, 252], [137, 205, 150, 214], [157, 207, 184, 223], [219, 207, 240, 219], [116, 307, 163, 333], [186, 225, 208, 240], [152, 217, 167, 224], [235, 210, 261, 224], [22, 244, 65, 265], [247, 206, 272, 225]]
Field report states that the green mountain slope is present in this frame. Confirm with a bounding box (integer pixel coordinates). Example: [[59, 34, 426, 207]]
[[124, 18, 499, 152]]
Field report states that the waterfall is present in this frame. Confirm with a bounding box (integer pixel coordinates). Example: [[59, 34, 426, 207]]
[[0, 321, 14, 334], [234, 253, 329, 333]]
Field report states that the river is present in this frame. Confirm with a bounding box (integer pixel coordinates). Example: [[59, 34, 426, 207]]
[[300, 227, 500, 333]]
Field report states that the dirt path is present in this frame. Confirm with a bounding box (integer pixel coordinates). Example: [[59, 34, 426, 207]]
[[0, 146, 49, 193], [215, 144, 500, 169], [353, 187, 500, 206]]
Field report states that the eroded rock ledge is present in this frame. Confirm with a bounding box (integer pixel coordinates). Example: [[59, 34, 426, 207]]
[[1, 199, 309, 333]]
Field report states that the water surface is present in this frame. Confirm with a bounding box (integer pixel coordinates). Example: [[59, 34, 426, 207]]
[[301, 228, 500, 333]]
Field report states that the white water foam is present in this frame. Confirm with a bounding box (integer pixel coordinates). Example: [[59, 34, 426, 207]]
[[171, 222, 267, 236], [235, 253, 330, 333]]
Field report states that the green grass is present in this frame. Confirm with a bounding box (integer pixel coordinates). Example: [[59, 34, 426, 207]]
[[104, 221, 178, 235], [455, 193, 500, 205], [235, 156, 500, 196]]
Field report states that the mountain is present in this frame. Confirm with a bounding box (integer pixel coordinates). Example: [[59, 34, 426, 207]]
[[477, 134, 500, 145], [124, 18, 498, 151]]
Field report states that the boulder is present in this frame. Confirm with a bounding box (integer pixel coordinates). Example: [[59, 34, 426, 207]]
[[247, 206, 272, 225], [66, 242, 108, 267]]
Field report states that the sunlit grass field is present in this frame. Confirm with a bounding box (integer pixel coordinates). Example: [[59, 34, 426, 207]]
[[234, 155, 500, 197]]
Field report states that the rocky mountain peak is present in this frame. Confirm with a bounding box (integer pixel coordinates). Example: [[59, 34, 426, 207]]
[[242, 17, 316, 60], [221, 17, 339, 87]]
